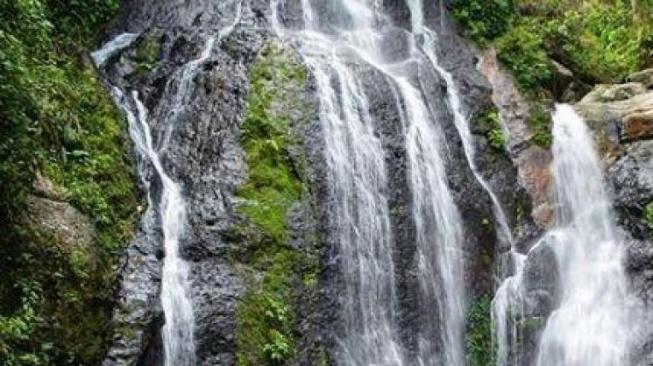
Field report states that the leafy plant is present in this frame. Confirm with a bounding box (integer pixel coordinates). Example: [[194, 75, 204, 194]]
[[465, 296, 493, 366], [496, 23, 553, 91], [452, 0, 513, 43], [645, 201, 653, 230], [526, 102, 553, 148], [0, 0, 136, 364]]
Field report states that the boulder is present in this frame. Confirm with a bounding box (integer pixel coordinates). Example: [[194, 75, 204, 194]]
[[628, 68, 653, 89]]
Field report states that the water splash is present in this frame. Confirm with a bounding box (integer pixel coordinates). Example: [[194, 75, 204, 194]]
[[271, 1, 404, 364], [535, 104, 639, 366], [272, 1, 473, 364], [91, 33, 140, 67]]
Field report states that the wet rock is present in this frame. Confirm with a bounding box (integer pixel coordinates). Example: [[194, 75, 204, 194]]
[[628, 68, 653, 89], [550, 60, 574, 99], [608, 140, 653, 239], [580, 82, 648, 103]]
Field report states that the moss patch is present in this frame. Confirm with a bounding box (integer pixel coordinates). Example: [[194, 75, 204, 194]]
[[526, 102, 553, 148], [234, 43, 316, 366], [465, 296, 494, 366], [645, 201, 653, 233], [0, 0, 137, 364], [476, 106, 507, 152]]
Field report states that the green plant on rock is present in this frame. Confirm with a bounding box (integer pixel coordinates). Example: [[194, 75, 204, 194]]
[[527, 102, 553, 148], [235, 43, 314, 366], [465, 296, 494, 366], [496, 22, 553, 91], [477, 108, 507, 151], [263, 330, 291, 364], [645, 202, 653, 231], [0, 0, 137, 364], [452, 0, 514, 43]]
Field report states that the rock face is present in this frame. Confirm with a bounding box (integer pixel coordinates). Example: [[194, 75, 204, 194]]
[[97, 1, 653, 366]]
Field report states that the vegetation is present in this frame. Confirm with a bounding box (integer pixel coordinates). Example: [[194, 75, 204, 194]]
[[465, 296, 494, 366], [453, 0, 653, 148], [454, 0, 653, 88], [526, 102, 554, 148], [235, 44, 316, 366], [645, 201, 653, 231], [477, 107, 507, 151], [0, 0, 137, 364]]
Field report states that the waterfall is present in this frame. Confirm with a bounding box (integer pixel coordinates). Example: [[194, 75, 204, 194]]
[[272, 1, 473, 364], [132, 92, 196, 366], [272, 2, 404, 364], [407, 2, 517, 365], [103, 83, 197, 366], [93, 2, 246, 362], [535, 104, 638, 366]]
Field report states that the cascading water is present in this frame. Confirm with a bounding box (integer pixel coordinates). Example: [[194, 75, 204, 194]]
[[408, 12, 513, 246], [273, 1, 473, 365], [407, 2, 516, 364], [132, 92, 196, 366], [535, 104, 638, 366], [94, 22, 238, 364], [272, 2, 404, 365]]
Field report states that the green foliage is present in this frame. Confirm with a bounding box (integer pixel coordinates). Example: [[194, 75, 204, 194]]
[[235, 44, 311, 366], [465, 296, 494, 366], [496, 23, 553, 91], [0, 281, 50, 366], [645, 201, 653, 230], [452, 0, 513, 43], [455, 0, 653, 92], [477, 108, 507, 151], [539, 2, 653, 83], [0, 0, 135, 364], [526, 102, 553, 148]]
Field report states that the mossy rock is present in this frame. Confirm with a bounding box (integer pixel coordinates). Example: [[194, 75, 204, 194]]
[[234, 41, 320, 366]]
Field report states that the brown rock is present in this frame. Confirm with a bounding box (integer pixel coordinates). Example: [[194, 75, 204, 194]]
[[479, 48, 555, 229], [627, 68, 653, 89], [623, 110, 653, 142], [25, 193, 97, 269], [580, 83, 648, 104]]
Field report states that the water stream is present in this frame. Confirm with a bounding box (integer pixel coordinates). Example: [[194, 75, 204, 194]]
[[535, 104, 637, 366], [272, 1, 478, 365], [272, 2, 405, 364], [91, 3, 646, 366]]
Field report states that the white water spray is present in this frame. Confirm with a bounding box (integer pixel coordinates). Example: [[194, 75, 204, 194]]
[[272, 2, 404, 364], [273, 1, 474, 364], [535, 104, 638, 366]]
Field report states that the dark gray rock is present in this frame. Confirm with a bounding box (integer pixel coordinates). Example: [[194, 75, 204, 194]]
[[98, 1, 543, 365], [608, 140, 653, 240]]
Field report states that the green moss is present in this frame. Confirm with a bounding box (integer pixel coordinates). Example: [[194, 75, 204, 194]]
[[132, 32, 161, 77], [0, 0, 137, 364], [526, 102, 553, 148], [454, 0, 653, 93], [476, 107, 507, 151], [465, 296, 494, 366], [645, 202, 653, 232], [234, 44, 314, 366]]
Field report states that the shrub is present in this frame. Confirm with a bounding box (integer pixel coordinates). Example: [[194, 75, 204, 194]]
[[496, 23, 553, 91], [526, 102, 553, 148], [465, 296, 493, 366], [452, 0, 514, 43]]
